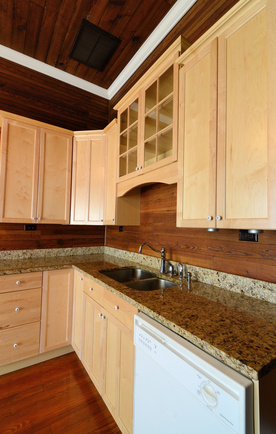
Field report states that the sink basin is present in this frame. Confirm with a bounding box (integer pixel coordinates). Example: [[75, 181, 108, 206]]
[[126, 278, 176, 291], [100, 267, 157, 283]]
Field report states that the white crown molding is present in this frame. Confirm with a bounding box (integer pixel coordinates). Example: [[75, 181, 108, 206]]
[[0, 0, 196, 101]]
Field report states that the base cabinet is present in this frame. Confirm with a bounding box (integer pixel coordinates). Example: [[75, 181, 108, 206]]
[[0, 272, 42, 366], [71, 270, 84, 358], [81, 275, 138, 434], [40, 269, 73, 353]]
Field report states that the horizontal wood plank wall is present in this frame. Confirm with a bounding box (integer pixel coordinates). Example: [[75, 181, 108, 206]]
[[0, 224, 104, 251], [105, 183, 276, 283], [0, 58, 109, 131]]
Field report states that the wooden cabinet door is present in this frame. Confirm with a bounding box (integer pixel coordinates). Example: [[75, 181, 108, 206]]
[[177, 40, 217, 229], [72, 270, 84, 358], [37, 128, 72, 224], [71, 132, 105, 224], [40, 269, 73, 353], [105, 315, 134, 434], [104, 121, 117, 225], [0, 118, 40, 223], [216, 0, 276, 229]]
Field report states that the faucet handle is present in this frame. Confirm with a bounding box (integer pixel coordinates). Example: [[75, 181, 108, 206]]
[[178, 263, 184, 279]]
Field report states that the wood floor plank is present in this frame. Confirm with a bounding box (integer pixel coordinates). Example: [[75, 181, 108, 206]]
[[0, 353, 121, 433]]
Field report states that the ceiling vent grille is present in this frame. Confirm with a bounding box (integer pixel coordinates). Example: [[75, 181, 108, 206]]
[[69, 19, 121, 71]]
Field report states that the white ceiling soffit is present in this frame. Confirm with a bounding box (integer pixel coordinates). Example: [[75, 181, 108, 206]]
[[0, 0, 197, 100]]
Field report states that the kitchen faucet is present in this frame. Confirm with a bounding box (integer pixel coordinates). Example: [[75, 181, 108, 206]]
[[138, 243, 167, 274]]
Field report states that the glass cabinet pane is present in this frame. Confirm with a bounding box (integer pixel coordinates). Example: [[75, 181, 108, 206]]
[[159, 66, 173, 101], [119, 155, 127, 177], [145, 111, 156, 140], [129, 126, 138, 149], [129, 99, 139, 125], [120, 109, 128, 132], [145, 82, 157, 113], [158, 98, 173, 132], [144, 138, 156, 167], [157, 129, 173, 161], [120, 132, 127, 155], [128, 149, 138, 173]]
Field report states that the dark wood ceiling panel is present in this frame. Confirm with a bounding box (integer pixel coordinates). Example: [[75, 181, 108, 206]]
[[12, 0, 29, 52], [0, 0, 13, 46], [24, 1, 44, 57], [35, 0, 62, 62]]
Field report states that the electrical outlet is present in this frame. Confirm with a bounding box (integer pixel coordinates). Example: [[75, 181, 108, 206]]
[[24, 224, 37, 231], [239, 230, 258, 242], [119, 226, 124, 232]]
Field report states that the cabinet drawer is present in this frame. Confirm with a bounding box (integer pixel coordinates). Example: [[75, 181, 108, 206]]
[[0, 288, 42, 329], [0, 322, 40, 365], [0, 272, 42, 294], [84, 277, 138, 331]]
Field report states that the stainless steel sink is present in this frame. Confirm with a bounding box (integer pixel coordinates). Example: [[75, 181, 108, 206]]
[[100, 267, 157, 283], [126, 278, 176, 291]]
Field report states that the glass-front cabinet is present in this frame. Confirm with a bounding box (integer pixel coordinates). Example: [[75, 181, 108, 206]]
[[115, 36, 189, 183]]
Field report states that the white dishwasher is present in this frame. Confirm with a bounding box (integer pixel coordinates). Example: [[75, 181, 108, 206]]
[[133, 313, 253, 434]]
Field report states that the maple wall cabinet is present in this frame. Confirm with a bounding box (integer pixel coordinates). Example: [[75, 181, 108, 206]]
[[115, 37, 190, 193], [40, 269, 73, 353], [177, 0, 276, 230], [71, 131, 105, 224], [0, 272, 42, 366], [81, 275, 138, 434], [0, 112, 73, 224]]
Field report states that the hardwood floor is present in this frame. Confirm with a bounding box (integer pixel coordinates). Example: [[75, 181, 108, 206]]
[[0, 352, 121, 433]]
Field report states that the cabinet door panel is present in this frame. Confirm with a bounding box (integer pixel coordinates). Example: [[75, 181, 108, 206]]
[[217, 1, 276, 229], [0, 118, 40, 222], [40, 269, 73, 353], [177, 40, 217, 228], [72, 270, 84, 357], [88, 138, 105, 223], [0, 322, 40, 365], [38, 129, 72, 224], [119, 330, 135, 434]]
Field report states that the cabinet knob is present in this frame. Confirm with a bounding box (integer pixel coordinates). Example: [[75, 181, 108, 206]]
[[112, 218, 115, 222], [16, 281, 20, 285], [89, 287, 93, 291], [15, 307, 20, 312], [100, 219, 103, 222], [216, 216, 222, 221], [138, 165, 142, 170], [135, 167, 138, 171], [98, 313, 101, 318], [13, 344, 18, 348], [207, 216, 213, 221], [114, 306, 119, 311], [79, 277, 83, 281], [38, 217, 41, 220], [101, 315, 105, 320]]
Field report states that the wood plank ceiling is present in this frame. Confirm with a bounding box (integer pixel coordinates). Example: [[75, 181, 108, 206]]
[[0, 0, 240, 91]]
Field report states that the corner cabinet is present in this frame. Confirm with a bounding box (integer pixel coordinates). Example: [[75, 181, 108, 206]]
[[0, 112, 73, 224], [177, 0, 276, 230], [115, 37, 190, 187]]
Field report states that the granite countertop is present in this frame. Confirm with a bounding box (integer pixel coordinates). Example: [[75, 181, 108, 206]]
[[0, 252, 275, 381]]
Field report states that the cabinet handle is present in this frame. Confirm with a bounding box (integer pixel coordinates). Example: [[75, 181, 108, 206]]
[[138, 165, 142, 170], [216, 216, 222, 221], [101, 315, 105, 320], [16, 281, 20, 285], [98, 313, 101, 318], [15, 307, 20, 312], [207, 216, 213, 221], [114, 306, 119, 310], [38, 217, 41, 220], [135, 167, 138, 171], [79, 277, 83, 281], [112, 218, 115, 222], [13, 344, 18, 348], [89, 287, 93, 291]]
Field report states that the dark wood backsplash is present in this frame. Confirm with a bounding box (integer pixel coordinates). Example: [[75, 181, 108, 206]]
[[0, 224, 105, 251], [106, 183, 276, 283]]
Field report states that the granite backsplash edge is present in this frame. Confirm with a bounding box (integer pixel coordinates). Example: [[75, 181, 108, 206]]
[[0, 246, 275, 304]]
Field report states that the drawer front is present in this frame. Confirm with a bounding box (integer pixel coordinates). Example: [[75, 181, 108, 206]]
[[84, 276, 138, 331], [0, 322, 40, 366], [83, 276, 105, 304], [0, 288, 42, 329], [0, 272, 43, 294]]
